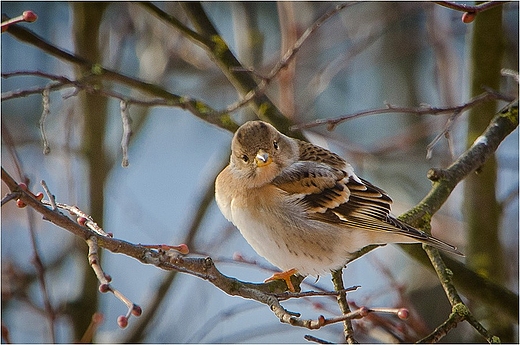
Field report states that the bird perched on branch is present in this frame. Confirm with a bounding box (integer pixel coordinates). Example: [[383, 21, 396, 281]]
[[215, 120, 462, 291]]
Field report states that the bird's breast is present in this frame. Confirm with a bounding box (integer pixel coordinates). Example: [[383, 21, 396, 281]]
[[226, 185, 349, 275]]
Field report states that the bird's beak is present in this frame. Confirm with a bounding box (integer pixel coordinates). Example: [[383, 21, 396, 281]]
[[255, 149, 272, 167]]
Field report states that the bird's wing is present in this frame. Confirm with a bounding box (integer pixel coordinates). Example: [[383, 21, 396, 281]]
[[334, 177, 461, 255], [273, 160, 462, 255], [297, 139, 347, 170], [272, 161, 350, 212]]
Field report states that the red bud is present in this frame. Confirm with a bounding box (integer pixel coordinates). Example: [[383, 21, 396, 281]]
[[131, 304, 142, 317], [117, 315, 128, 328], [462, 12, 476, 23], [397, 308, 409, 320], [22, 11, 38, 22]]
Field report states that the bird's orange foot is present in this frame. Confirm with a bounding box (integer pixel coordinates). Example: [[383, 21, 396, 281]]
[[265, 268, 298, 292]]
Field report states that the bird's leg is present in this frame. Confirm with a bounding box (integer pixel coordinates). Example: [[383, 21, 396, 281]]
[[264, 268, 298, 292]]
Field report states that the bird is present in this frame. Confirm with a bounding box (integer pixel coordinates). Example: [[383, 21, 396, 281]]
[[215, 120, 463, 291]]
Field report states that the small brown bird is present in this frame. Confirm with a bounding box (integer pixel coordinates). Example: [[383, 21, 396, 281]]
[[215, 121, 462, 291]]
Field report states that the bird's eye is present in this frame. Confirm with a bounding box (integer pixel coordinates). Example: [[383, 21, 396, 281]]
[[241, 154, 249, 163], [273, 140, 279, 150]]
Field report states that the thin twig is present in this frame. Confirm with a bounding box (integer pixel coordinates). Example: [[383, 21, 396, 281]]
[[2, 71, 166, 106], [1, 71, 88, 101], [291, 91, 512, 131], [2, 81, 72, 101], [270, 2, 353, 81], [1, 10, 37, 31], [39, 86, 51, 154], [40, 180, 56, 210], [253, 283, 398, 331], [425, 109, 462, 159], [417, 310, 464, 343], [222, 2, 355, 115], [1, 191, 20, 206], [42, 201, 111, 237], [273, 286, 360, 301], [120, 100, 131, 167], [87, 237, 142, 328], [304, 334, 334, 344], [2, 70, 75, 81], [139, 2, 211, 48], [331, 269, 357, 344], [26, 193, 56, 342], [501, 68, 519, 84], [433, 1, 508, 13], [2, 72, 174, 107]]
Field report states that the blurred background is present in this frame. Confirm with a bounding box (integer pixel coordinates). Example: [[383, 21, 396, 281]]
[[1, 2, 518, 343]]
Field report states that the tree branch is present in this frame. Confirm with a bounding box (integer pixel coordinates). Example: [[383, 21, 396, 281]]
[[397, 101, 519, 325], [220, 2, 355, 117], [143, 1, 298, 136], [421, 245, 499, 342], [3, 24, 238, 132], [1, 167, 416, 335], [434, 1, 508, 14], [331, 269, 357, 344], [328, 101, 518, 324], [400, 100, 518, 223], [291, 90, 514, 131]]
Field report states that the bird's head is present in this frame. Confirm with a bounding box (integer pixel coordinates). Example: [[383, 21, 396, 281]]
[[230, 121, 297, 187]]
